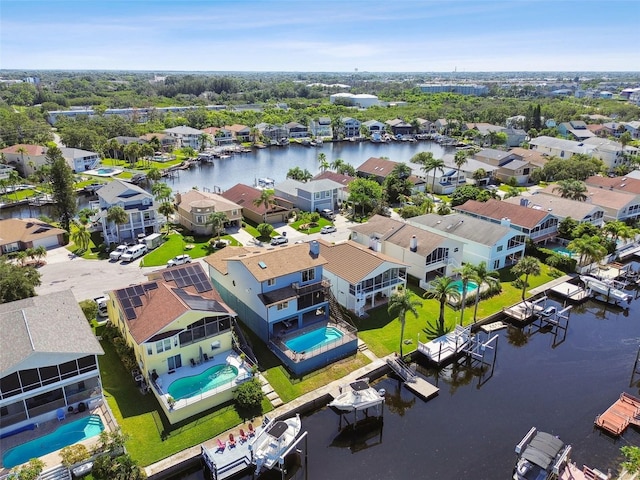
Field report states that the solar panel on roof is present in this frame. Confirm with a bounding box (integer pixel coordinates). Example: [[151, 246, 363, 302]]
[[116, 290, 128, 301], [126, 287, 136, 297], [175, 277, 188, 288], [144, 282, 158, 291], [195, 282, 212, 293], [197, 272, 209, 282], [162, 271, 173, 282], [134, 285, 144, 296], [124, 307, 136, 320], [121, 298, 132, 308], [131, 296, 143, 307], [185, 265, 196, 275]]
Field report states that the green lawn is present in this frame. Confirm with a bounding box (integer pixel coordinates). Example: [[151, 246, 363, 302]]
[[141, 230, 240, 267], [354, 264, 555, 358], [242, 223, 278, 241], [67, 230, 109, 260], [98, 338, 271, 467], [290, 217, 332, 234], [1, 188, 39, 202]]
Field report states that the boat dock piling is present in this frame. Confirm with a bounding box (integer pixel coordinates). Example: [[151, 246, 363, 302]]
[[594, 392, 640, 436], [631, 345, 640, 386], [386, 357, 439, 400]]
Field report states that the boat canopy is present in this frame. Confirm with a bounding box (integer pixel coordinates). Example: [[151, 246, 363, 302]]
[[521, 431, 564, 469]]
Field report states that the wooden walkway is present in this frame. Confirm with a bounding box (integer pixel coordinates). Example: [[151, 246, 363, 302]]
[[386, 357, 439, 400], [595, 392, 640, 436], [548, 281, 591, 302], [416, 325, 471, 364]]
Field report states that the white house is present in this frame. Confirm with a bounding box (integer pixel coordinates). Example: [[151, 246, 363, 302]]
[[60, 147, 101, 172], [503, 194, 606, 227], [274, 178, 346, 213], [0, 144, 48, 177], [164, 125, 204, 149]]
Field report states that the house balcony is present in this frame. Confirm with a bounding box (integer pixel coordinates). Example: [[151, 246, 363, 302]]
[[291, 279, 330, 296]]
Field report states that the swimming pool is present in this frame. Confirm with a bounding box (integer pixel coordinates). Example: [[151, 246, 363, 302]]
[[2, 414, 104, 469], [551, 246, 574, 257], [450, 280, 478, 294], [96, 168, 115, 175], [285, 326, 343, 353], [168, 364, 239, 401]]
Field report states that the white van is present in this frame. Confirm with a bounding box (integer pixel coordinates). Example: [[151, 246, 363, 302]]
[[120, 244, 147, 263]]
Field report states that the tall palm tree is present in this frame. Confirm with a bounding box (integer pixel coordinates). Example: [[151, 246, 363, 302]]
[[422, 157, 446, 195], [151, 182, 172, 204], [206, 211, 228, 241], [511, 256, 541, 301], [471, 261, 500, 322], [71, 221, 91, 253], [454, 150, 469, 188], [423, 276, 461, 334], [140, 143, 155, 169], [331, 158, 345, 172], [253, 189, 276, 223], [568, 235, 607, 269], [387, 287, 422, 357], [16, 146, 28, 177], [146, 167, 161, 184], [455, 263, 477, 326], [317, 152, 329, 172], [552, 180, 588, 201], [198, 133, 210, 152], [106, 205, 128, 243]]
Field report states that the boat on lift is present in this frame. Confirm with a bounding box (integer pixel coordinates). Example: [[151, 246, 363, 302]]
[[250, 414, 301, 473], [513, 427, 571, 480], [328, 379, 385, 412], [580, 275, 632, 304]]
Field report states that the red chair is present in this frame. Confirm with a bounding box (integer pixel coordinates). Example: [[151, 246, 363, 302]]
[[228, 433, 236, 448], [216, 438, 225, 452], [239, 428, 248, 443], [248, 423, 255, 437]]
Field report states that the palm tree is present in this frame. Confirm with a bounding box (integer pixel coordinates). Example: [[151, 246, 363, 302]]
[[106, 205, 128, 243], [123, 143, 140, 168], [198, 133, 210, 152], [317, 152, 329, 172], [471, 262, 500, 322], [206, 211, 228, 241], [568, 235, 607, 269], [71, 221, 91, 253], [32, 245, 47, 265], [7, 170, 21, 202], [387, 287, 422, 357], [253, 189, 276, 223], [151, 182, 172, 204], [158, 202, 175, 231], [511, 256, 541, 301], [455, 263, 477, 325], [140, 143, 155, 169], [423, 276, 461, 334], [146, 167, 161, 184], [552, 180, 587, 201], [421, 157, 445, 195], [331, 158, 345, 171], [15, 146, 28, 177], [454, 150, 469, 188]]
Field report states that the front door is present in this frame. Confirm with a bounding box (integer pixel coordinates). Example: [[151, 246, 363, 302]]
[[168, 354, 182, 371]]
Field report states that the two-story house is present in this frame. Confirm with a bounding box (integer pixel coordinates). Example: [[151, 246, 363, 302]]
[[204, 242, 358, 375], [202, 127, 234, 146], [221, 183, 293, 225], [349, 215, 464, 289], [274, 178, 345, 213], [108, 263, 244, 424], [410, 154, 497, 193], [226, 124, 252, 143], [309, 117, 332, 138], [408, 213, 526, 270], [0, 144, 48, 177], [472, 148, 533, 185], [385, 119, 413, 137], [340, 117, 362, 139], [164, 125, 203, 149], [95, 180, 160, 244], [285, 122, 309, 139], [0, 290, 104, 438], [60, 147, 101, 172], [504, 194, 605, 228], [256, 123, 288, 142], [175, 190, 242, 235]]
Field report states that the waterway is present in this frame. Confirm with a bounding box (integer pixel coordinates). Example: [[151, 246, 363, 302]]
[[172, 266, 640, 480]]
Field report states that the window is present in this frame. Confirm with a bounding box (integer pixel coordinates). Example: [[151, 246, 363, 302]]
[[156, 338, 172, 353], [302, 268, 315, 282], [425, 247, 449, 266], [497, 245, 503, 252], [277, 301, 289, 311], [267, 278, 276, 287], [147, 346, 153, 355], [493, 260, 500, 269]]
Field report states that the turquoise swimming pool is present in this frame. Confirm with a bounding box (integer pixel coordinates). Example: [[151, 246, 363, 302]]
[[450, 280, 478, 294], [285, 326, 343, 353], [2, 414, 104, 469], [551, 246, 574, 257], [168, 364, 238, 401]]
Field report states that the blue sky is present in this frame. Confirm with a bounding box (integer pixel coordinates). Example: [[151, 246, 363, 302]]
[[2, 0, 638, 72]]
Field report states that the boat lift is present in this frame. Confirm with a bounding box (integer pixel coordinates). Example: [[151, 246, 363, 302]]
[[462, 331, 499, 388], [526, 305, 572, 348]]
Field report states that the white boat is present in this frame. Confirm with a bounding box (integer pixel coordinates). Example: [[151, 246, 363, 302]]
[[513, 427, 571, 480], [328, 380, 385, 412], [580, 275, 632, 304], [251, 414, 301, 472]]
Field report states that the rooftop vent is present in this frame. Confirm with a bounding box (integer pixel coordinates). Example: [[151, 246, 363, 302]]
[[258, 261, 267, 269]]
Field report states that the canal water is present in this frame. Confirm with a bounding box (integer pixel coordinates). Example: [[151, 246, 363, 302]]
[[173, 266, 640, 480]]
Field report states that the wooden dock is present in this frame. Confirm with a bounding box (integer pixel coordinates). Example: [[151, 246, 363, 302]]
[[416, 325, 471, 364], [503, 300, 544, 322], [480, 321, 507, 333], [594, 392, 640, 436], [548, 281, 590, 302], [386, 357, 439, 400]]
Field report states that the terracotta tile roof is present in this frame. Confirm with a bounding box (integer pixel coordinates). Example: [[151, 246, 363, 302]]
[[585, 175, 640, 195], [454, 199, 550, 229], [539, 184, 637, 210], [0, 144, 46, 156], [114, 263, 232, 344], [0, 218, 65, 246], [205, 243, 327, 282], [313, 171, 354, 186], [221, 184, 289, 215], [318, 239, 408, 284], [508, 147, 549, 167], [226, 124, 250, 133], [356, 157, 399, 178]]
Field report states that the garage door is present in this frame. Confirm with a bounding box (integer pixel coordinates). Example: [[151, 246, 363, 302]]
[[33, 236, 60, 249]]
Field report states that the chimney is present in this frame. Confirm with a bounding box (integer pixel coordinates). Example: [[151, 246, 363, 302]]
[[500, 217, 511, 227], [309, 240, 320, 257], [175, 192, 182, 204], [519, 198, 528, 207], [410, 235, 417, 252]]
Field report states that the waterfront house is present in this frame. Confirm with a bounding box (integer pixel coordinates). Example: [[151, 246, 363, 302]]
[[0, 218, 66, 253], [415, 118, 437, 134], [385, 119, 413, 137], [411, 154, 496, 193], [362, 120, 387, 136], [0, 290, 104, 438], [204, 242, 358, 375], [0, 144, 47, 177], [94, 180, 161, 244], [317, 239, 408, 317], [454, 199, 558, 244], [340, 117, 362, 139], [349, 215, 464, 289], [175, 190, 242, 235], [356, 157, 399, 183], [60, 147, 101, 173], [256, 123, 288, 142], [285, 122, 309, 139], [538, 184, 640, 222], [0, 163, 15, 181], [463, 123, 506, 141], [225, 124, 251, 143], [309, 117, 332, 138], [202, 127, 234, 146], [164, 125, 203, 150], [274, 178, 345, 213], [408, 213, 526, 270], [503, 194, 605, 227], [221, 184, 293, 225], [139, 133, 177, 152], [108, 263, 243, 424]]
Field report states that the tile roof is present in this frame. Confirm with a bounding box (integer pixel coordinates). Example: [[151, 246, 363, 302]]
[[0, 144, 47, 156], [454, 199, 550, 229], [503, 193, 604, 220], [0, 218, 65, 246], [408, 213, 512, 246], [585, 175, 640, 195], [276, 178, 344, 195], [539, 184, 637, 210], [356, 157, 399, 178], [317, 239, 408, 284], [508, 147, 548, 166], [313, 171, 354, 186], [205, 243, 327, 282], [0, 290, 103, 374], [221, 184, 289, 215], [177, 189, 241, 211]]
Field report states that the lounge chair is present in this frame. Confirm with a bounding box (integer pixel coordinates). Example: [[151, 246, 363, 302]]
[[216, 438, 225, 453], [239, 428, 248, 443], [190, 358, 196, 367], [228, 433, 236, 448], [248, 423, 255, 437], [57, 408, 65, 421]]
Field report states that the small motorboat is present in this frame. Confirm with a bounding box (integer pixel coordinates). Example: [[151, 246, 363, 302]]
[[328, 380, 385, 412], [539, 306, 556, 318], [513, 427, 571, 480], [251, 414, 301, 473]]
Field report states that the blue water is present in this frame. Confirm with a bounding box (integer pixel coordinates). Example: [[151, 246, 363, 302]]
[[552, 246, 574, 257], [168, 365, 238, 401], [285, 326, 343, 353], [2, 415, 104, 469], [96, 168, 116, 175], [451, 280, 478, 294]]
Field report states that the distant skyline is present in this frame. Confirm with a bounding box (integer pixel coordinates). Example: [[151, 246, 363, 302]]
[[2, 0, 639, 73]]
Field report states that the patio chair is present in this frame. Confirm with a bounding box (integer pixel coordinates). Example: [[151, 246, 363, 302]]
[[239, 428, 248, 443], [216, 438, 225, 453], [190, 358, 196, 367], [228, 433, 236, 448], [57, 408, 65, 421], [248, 423, 255, 437], [203, 353, 209, 362]]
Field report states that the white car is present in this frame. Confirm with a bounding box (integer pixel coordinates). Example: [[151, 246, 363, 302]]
[[120, 244, 148, 263], [109, 244, 129, 261], [270, 235, 288, 246], [320, 225, 337, 234], [167, 254, 192, 267]]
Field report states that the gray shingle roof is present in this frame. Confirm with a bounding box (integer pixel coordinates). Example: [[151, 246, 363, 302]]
[[0, 290, 103, 375], [97, 179, 152, 204], [408, 213, 512, 246]]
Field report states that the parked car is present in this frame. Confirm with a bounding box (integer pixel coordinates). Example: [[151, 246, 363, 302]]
[[109, 244, 129, 261], [320, 225, 337, 234], [270, 235, 288, 246], [94, 296, 108, 317], [167, 254, 192, 267], [320, 209, 335, 220], [120, 244, 147, 263]]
